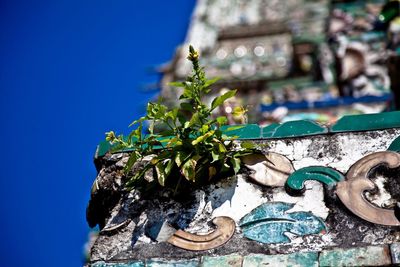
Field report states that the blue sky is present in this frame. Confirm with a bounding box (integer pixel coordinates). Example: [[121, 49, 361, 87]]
[[0, 1, 194, 266]]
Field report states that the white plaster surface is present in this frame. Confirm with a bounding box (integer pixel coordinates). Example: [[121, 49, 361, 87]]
[[272, 181, 329, 219], [211, 175, 269, 222], [183, 129, 400, 235]]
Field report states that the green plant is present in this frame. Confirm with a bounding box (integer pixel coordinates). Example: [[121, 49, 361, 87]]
[[105, 46, 257, 194]]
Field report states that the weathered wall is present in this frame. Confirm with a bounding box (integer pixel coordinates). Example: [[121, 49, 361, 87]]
[[86, 124, 400, 266]]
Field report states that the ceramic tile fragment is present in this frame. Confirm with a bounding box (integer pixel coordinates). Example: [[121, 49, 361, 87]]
[[330, 111, 400, 133], [91, 261, 144, 267], [263, 120, 327, 138], [285, 166, 344, 195], [390, 243, 400, 264], [242, 152, 294, 187], [167, 216, 236, 251], [221, 124, 261, 139], [242, 252, 318, 267], [319, 245, 391, 266], [388, 136, 400, 152], [336, 151, 400, 226], [239, 202, 326, 244], [146, 258, 199, 267], [201, 254, 242, 267]]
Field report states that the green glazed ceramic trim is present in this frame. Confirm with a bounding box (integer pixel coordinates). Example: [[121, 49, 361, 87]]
[[285, 166, 344, 195], [262, 120, 327, 138], [96, 112, 400, 158], [95, 140, 112, 159], [262, 123, 280, 138], [220, 124, 261, 139], [388, 136, 400, 152], [330, 111, 400, 133]]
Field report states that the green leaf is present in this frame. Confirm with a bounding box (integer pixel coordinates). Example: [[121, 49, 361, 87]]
[[201, 124, 209, 133], [230, 157, 241, 174], [192, 130, 215, 145], [184, 121, 190, 129], [155, 162, 166, 186], [146, 102, 167, 120], [188, 112, 200, 128], [211, 89, 237, 111], [148, 120, 155, 134], [167, 136, 182, 147], [208, 166, 217, 180], [168, 81, 186, 88], [232, 106, 247, 117], [211, 149, 220, 163], [181, 158, 197, 181], [221, 161, 231, 173], [218, 143, 227, 153], [129, 116, 145, 127], [241, 141, 255, 149], [180, 86, 194, 100], [216, 116, 228, 126], [204, 77, 220, 88], [166, 108, 178, 122], [164, 159, 174, 176], [157, 130, 174, 136], [180, 102, 193, 111], [123, 152, 138, 174], [175, 151, 190, 167]]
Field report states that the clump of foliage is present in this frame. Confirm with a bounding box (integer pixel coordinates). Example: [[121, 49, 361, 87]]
[[106, 46, 256, 194]]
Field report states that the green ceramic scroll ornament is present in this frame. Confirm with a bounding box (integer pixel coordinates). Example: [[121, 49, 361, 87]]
[[285, 166, 344, 195]]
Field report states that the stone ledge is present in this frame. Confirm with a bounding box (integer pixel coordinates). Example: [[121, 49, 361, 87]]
[[89, 244, 398, 266]]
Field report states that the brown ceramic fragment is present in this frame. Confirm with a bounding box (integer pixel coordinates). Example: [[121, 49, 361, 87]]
[[242, 152, 294, 187], [336, 151, 400, 226], [167, 216, 235, 251]]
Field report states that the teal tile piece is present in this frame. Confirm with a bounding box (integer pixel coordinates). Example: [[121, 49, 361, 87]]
[[286, 166, 344, 195], [319, 246, 391, 267], [96, 141, 112, 158], [262, 120, 327, 139], [91, 261, 144, 267], [221, 124, 261, 139], [95, 140, 134, 158], [242, 252, 318, 267], [201, 254, 242, 267], [146, 258, 199, 267], [239, 202, 326, 244], [390, 243, 400, 264], [388, 136, 400, 152], [261, 123, 280, 138], [330, 111, 400, 133]]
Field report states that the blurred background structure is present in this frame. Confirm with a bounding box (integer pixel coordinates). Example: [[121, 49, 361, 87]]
[[160, 0, 400, 126]]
